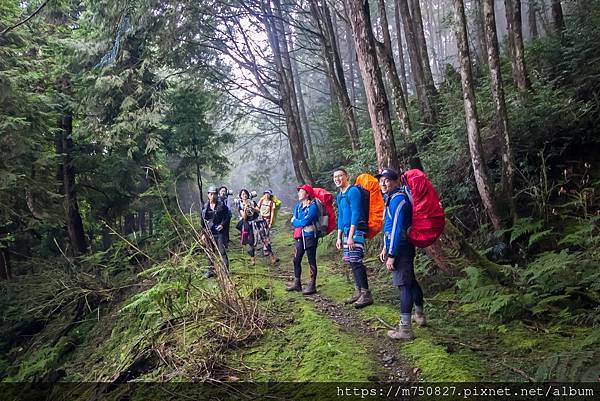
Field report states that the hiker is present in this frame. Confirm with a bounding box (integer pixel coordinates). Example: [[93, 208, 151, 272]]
[[376, 168, 426, 340], [218, 186, 232, 248], [201, 186, 230, 278], [237, 188, 260, 265], [257, 189, 279, 264], [333, 168, 373, 309], [286, 184, 319, 295]]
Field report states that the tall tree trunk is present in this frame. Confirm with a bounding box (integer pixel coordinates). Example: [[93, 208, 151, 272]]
[[453, 0, 503, 231], [311, 0, 360, 152], [56, 105, 87, 256], [528, 0, 539, 39], [474, 0, 489, 67], [505, 0, 530, 91], [483, 0, 516, 224], [289, 33, 315, 159], [393, 0, 408, 95], [550, 0, 564, 34], [265, 0, 314, 184], [344, 0, 401, 171], [424, 0, 442, 77], [410, 0, 437, 96], [397, 0, 437, 126], [346, 22, 357, 106], [376, 0, 422, 170]]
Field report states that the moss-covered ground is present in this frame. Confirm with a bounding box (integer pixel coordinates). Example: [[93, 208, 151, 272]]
[[1, 212, 598, 384]]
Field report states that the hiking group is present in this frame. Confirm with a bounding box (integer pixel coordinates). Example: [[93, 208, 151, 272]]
[[201, 186, 281, 278], [200, 167, 444, 341]]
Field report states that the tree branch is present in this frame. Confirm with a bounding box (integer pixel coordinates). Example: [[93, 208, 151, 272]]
[[1, 0, 49, 37]]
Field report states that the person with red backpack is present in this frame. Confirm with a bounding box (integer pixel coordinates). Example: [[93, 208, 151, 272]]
[[333, 168, 373, 309], [286, 184, 320, 295], [376, 168, 426, 341]]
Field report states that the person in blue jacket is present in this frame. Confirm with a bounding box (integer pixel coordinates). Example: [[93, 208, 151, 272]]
[[286, 184, 319, 295], [333, 168, 373, 309], [376, 168, 426, 340]]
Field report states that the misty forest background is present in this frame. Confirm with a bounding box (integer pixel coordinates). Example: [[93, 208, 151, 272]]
[[1, 0, 599, 385]]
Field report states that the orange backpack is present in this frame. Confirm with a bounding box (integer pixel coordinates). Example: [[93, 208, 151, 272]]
[[355, 173, 385, 239]]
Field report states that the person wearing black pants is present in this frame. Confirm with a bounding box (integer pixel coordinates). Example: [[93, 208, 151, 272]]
[[376, 168, 426, 341], [286, 184, 319, 295], [201, 186, 230, 278]]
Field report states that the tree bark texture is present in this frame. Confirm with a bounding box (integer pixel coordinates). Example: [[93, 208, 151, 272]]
[[397, 0, 437, 126], [409, 0, 437, 96], [310, 0, 360, 152], [56, 105, 88, 256], [393, 0, 408, 95], [375, 0, 422, 170], [505, 0, 530, 91], [483, 0, 516, 223], [344, 0, 401, 172], [289, 32, 315, 159], [473, 0, 489, 67], [264, 0, 314, 184], [528, 0, 539, 39], [550, 0, 564, 34], [453, 0, 503, 231]]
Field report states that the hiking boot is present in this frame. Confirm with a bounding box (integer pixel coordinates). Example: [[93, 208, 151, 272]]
[[412, 312, 427, 327], [344, 287, 360, 304], [302, 280, 317, 295], [387, 325, 415, 341], [270, 255, 279, 265], [285, 277, 302, 292], [353, 289, 373, 309], [250, 256, 256, 266], [203, 269, 215, 279]]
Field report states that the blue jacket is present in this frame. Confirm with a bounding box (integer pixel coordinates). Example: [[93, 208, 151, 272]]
[[383, 187, 412, 257], [291, 201, 319, 238], [336, 186, 365, 242]]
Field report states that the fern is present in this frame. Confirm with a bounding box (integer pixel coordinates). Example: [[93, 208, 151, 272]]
[[508, 217, 545, 244], [558, 216, 600, 248]]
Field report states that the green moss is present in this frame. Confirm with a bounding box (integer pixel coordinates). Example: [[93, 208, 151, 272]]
[[238, 302, 375, 381], [5, 336, 75, 382]]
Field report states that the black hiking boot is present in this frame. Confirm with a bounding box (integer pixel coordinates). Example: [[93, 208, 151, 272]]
[[302, 279, 317, 295], [285, 277, 302, 292], [353, 289, 373, 309]]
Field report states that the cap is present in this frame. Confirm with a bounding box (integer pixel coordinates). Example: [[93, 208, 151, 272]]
[[374, 168, 399, 181], [207, 185, 218, 193], [296, 184, 315, 199], [264, 189, 273, 195]]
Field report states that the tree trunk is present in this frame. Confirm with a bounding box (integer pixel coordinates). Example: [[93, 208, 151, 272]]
[[424, 0, 442, 77], [264, 0, 314, 184], [528, 0, 539, 39], [550, 0, 564, 34], [346, 22, 357, 106], [0, 246, 10, 280], [148, 211, 154, 236], [410, 0, 437, 96], [376, 0, 422, 170], [311, 0, 361, 152], [397, 0, 437, 126], [473, 0, 489, 67], [453, 0, 503, 231], [123, 213, 136, 235], [139, 209, 146, 234], [483, 0, 516, 224], [289, 33, 315, 159], [505, 0, 530, 91], [56, 105, 87, 256], [344, 0, 401, 172], [393, 0, 408, 95]]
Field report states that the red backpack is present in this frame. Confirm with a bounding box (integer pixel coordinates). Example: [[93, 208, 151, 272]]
[[401, 169, 445, 248], [311, 187, 336, 237]]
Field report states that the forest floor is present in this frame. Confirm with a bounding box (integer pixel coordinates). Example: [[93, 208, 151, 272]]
[[1, 213, 599, 385]]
